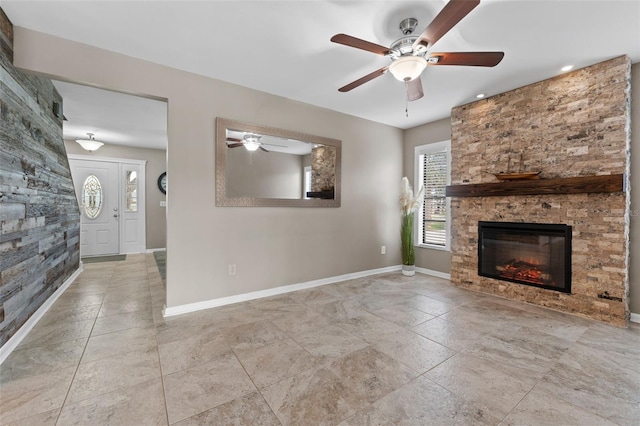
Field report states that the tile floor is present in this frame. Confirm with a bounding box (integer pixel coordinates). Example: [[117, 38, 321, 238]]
[[1, 253, 639, 425]]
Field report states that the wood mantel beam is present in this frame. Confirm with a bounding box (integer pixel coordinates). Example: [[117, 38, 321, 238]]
[[445, 174, 624, 198]]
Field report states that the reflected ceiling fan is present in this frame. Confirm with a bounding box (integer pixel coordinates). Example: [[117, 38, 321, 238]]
[[226, 133, 289, 152], [227, 134, 269, 152], [331, 0, 504, 101]]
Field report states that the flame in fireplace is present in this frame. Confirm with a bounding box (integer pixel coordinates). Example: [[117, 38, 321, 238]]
[[496, 258, 548, 285]]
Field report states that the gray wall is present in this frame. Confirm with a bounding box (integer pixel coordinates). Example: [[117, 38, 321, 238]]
[[403, 117, 452, 274], [226, 148, 303, 199], [64, 141, 167, 249], [630, 63, 639, 315], [0, 14, 80, 347], [14, 28, 404, 310]]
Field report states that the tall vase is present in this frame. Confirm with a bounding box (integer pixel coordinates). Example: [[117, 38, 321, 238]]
[[401, 213, 415, 276]]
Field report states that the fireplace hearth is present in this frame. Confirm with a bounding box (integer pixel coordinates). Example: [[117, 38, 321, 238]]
[[478, 222, 572, 293]]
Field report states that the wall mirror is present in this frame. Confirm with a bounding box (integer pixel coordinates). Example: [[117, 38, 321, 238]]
[[216, 117, 341, 207]]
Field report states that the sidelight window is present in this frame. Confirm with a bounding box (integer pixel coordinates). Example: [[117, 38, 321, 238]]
[[125, 170, 138, 212]]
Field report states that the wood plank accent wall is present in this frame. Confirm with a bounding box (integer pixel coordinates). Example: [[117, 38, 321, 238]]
[[0, 9, 80, 347], [449, 56, 631, 326]]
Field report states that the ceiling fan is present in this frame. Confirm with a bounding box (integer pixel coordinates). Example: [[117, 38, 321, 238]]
[[227, 134, 269, 152], [331, 0, 504, 101], [226, 133, 291, 152]]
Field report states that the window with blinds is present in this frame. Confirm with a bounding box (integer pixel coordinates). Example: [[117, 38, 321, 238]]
[[303, 166, 312, 199], [415, 141, 450, 249]]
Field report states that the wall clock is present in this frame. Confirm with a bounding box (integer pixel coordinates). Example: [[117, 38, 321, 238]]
[[158, 172, 167, 194]]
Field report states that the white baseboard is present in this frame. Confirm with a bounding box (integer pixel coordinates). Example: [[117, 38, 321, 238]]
[[0, 264, 84, 365], [415, 267, 451, 280], [163, 265, 452, 318], [163, 265, 399, 317], [631, 313, 640, 324], [146, 248, 166, 253]]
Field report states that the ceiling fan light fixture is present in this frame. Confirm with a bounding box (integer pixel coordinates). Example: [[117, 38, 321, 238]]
[[76, 133, 104, 152], [243, 135, 262, 152], [389, 56, 427, 82]]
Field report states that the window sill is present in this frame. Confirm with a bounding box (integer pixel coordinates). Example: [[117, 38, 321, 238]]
[[417, 244, 450, 252]]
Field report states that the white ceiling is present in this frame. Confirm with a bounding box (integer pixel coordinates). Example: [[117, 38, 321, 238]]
[[4, 0, 640, 144], [52, 81, 168, 150]]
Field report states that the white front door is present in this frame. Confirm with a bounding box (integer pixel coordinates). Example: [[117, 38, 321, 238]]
[[70, 159, 120, 256], [69, 155, 147, 257]]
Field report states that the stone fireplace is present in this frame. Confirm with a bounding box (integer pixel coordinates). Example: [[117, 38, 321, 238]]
[[448, 56, 631, 326]]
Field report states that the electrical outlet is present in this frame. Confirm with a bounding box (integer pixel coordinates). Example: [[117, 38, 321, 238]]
[[381, 245, 386, 255], [228, 264, 236, 276]]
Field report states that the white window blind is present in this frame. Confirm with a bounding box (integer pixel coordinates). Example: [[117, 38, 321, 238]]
[[303, 166, 312, 199], [415, 141, 450, 250], [421, 151, 447, 246]]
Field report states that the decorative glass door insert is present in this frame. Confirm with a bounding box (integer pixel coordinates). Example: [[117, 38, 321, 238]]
[[82, 174, 103, 219]]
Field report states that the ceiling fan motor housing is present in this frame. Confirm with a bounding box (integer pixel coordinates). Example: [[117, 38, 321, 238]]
[[390, 36, 420, 58], [390, 18, 427, 59]]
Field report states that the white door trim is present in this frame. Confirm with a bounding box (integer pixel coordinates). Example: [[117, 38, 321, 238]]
[[68, 154, 147, 254]]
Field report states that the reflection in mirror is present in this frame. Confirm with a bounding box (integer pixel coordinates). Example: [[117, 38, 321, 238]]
[[216, 118, 341, 207]]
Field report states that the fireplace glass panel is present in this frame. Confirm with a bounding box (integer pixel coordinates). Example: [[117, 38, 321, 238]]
[[478, 222, 571, 293]]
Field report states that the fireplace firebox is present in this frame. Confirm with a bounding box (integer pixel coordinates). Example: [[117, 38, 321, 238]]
[[478, 222, 571, 293]]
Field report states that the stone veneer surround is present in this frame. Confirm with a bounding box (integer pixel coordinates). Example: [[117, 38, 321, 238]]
[[310, 145, 337, 192], [449, 56, 631, 326]]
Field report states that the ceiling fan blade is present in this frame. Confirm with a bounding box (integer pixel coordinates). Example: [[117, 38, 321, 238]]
[[226, 137, 242, 142], [338, 66, 388, 92], [429, 52, 504, 67], [259, 146, 269, 152], [407, 77, 424, 101], [412, 0, 480, 50], [227, 143, 243, 148], [331, 34, 390, 56]]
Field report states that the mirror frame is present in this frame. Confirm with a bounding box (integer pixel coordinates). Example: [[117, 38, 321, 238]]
[[216, 117, 342, 207]]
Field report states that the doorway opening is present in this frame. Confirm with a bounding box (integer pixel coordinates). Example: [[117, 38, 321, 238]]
[[55, 80, 168, 258]]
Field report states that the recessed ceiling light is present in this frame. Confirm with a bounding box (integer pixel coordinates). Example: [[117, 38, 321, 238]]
[[476, 93, 485, 99], [561, 65, 574, 72]]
